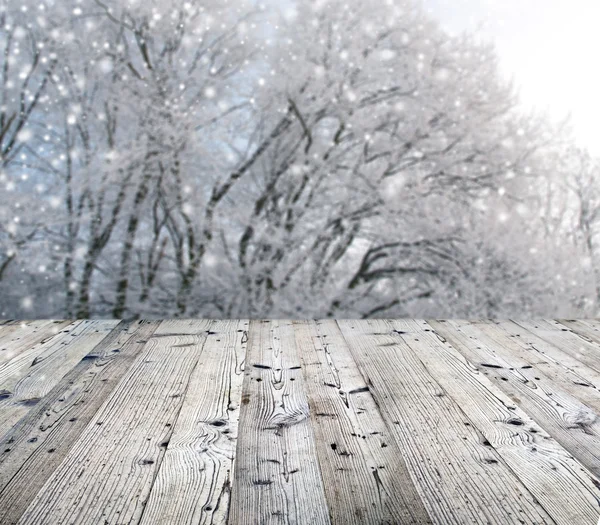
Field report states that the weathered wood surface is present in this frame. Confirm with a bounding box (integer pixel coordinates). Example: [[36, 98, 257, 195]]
[[338, 319, 554, 524], [0, 320, 159, 525], [0, 320, 118, 440], [293, 320, 431, 524], [141, 320, 248, 525], [0, 320, 598, 525], [230, 320, 330, 525]]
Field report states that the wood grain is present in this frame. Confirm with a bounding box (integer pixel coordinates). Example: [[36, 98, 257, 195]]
[[406, 319, 600, 524], [0, 320, 118, 439], [0, 321, 66, 366], [293, 320, 431, 524], [444, 320, 600, 414], [337, 319, 557, 525], [429, 319, 600, 478], [487, 320, 600, 389], [516, 320, 600, 377], [0, 320, 74, 372], [557, 319, 600, 345], [140, 320, 249, 525], [0, 319, 597, 525], [230, 320, 331, 525], [559, 318, 600, 335], [17, 321, 210, 525], [0, 320, 159, 525]]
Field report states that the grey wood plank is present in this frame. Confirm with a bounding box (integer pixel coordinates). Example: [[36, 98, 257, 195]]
[[560, 319, 600, 333], [0, 321, 60, 362], [153, 319, 214, 336], [17, 321, 211, 525], [515, 320, 600, 376], [556, 319, 600, 340], [140, 320, 249, 525], [555, 319, 600, 351], [230, 320, 331, 525], [400, 319, 599, 525], [0, 320, 74, 369], [293, 320, 431, 524], [337, 319, 557, 525], [485, 320, 600, 389], [0, 320, 159, 525], [4, 319, 599, 525], [0, 320, 118, 440], [442, 320, 600, 415], [0, 320, 24, 327], [429, 319, 600, 478]]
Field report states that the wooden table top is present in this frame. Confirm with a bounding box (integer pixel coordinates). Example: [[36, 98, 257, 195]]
[[0, 319, 599, 524]]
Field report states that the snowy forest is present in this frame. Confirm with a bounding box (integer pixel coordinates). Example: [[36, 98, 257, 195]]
[[0, 0, 597, 319]]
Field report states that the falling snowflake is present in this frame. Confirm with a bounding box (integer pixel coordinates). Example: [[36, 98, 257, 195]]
[[21, 297, 33, 310], [17, 129, 33, 142]]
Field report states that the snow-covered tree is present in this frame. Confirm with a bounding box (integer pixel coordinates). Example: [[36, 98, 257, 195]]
[[0, 0, 596, 318]]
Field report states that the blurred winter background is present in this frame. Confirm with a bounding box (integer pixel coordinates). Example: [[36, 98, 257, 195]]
[[0, 0, 598, 319]]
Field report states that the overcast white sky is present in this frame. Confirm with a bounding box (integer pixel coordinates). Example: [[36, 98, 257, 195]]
[[424, 0, 600, 153]]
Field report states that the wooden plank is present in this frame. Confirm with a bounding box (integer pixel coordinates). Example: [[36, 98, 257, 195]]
[[153, 319, 213, 336], [0, 320, 118, 440], [17, 320, 211, 525], [0, 320, 74, 368], [483, 320, 600, 389], [547, 319, 600, 352], [429, 320, 600, 479], [0, 320, 54, 328], [556, 319, 600, 348], [396, 319, 599, 524], [140, 320, 249, 525], [293, 320, 431, 524], [560, 319, 600, 333], [230, 320, 331, 525], [441, 320, 600, 415], [337, 319, 558, 525], [0, 320, 23, 326], [0, 321, 59, 362], [0, 320, 159, 525], [515, 319, 600, 376], [0, 320, 82, 392]]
